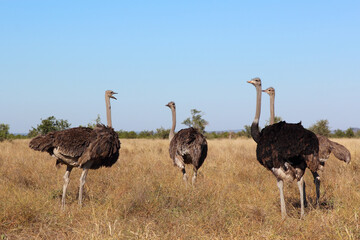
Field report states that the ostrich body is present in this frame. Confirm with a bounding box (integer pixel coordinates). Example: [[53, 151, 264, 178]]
[[248, 78, 320, 219], [29, 90, 120, 210], [263, 86, 351, 205], [166, 101, 208, 185]]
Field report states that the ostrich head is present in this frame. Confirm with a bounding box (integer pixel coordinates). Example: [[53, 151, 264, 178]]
[[247, 77, 262, 87], [166, 101, 176, 109], [262, 87, 275, 96], [106, 90, 117, 100]]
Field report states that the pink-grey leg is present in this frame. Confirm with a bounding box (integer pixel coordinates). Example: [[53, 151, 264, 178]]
[[78, 168, 89, 207], [62, 165, 73, 210], [297, 176, 305, 219], [277, 179, 287, 219]]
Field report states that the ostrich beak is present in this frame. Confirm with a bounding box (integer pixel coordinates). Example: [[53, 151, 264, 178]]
[[110, 92, 117, 100], [247, 80, 254, 84]]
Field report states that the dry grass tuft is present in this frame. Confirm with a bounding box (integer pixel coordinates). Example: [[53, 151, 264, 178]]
[[0, 138, 359, 239]]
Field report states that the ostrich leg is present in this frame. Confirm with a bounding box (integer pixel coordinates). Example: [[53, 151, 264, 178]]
[[192, 167, 198, 185], [312, 171, 321, 206], [175, 155, 188, 185], [62, 165, 73, 210], [78, 168, 89, 207], [277, 179, 287, 219], [297, 176, 305, 219]]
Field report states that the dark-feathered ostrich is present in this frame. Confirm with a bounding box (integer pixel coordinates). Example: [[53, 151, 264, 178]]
[[166, 101, 208, 185], [263, 87, 351, 205], [248, 78, 320, 219], [29, 90, 120, 210]]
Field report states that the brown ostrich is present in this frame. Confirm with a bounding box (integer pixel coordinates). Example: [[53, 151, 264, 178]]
[[166, 101, 208, 185], [29, 90, 120, 210], [248, 78, 320, 219], [263, 86, 351, 205]]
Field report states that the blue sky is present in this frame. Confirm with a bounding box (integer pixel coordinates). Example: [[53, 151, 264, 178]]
[[1, 1, 359, 133]]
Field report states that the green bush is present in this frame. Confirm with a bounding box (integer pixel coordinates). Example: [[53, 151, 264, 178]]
[[0, 124, 10, 141]]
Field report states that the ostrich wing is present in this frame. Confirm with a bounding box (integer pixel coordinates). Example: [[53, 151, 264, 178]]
[[330, 141, 351, 163], [29, 127, 93, 158], [78, 125, 121, 169]]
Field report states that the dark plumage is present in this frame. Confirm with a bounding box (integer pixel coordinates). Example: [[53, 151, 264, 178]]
[[169, 127, 208, 170], [263, 86, 351, 206], [29, 90, 120, 210], [256, 121, 320, 179], [248, 78, 320, 219], [29, 125, 120, 169], [166, 102, 208, 185]]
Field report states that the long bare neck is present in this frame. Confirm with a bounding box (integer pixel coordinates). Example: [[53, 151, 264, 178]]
[[270, 93, 275, 125], [251, 84, 261, 143], [169, 107, 176, 141], [105, 96, 112, 127]]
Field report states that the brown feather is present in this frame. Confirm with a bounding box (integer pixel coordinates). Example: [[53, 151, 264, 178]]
[[29, 125, 120, 169], [316, 134, 351, 164], [169, 127, 207, 170]]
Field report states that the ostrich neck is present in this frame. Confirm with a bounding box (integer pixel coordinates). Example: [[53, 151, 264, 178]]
[[169, 107, 176, 141], [105, 96, 112, 128], [270, 94, 275, 125], [251, 84, 261, 143]]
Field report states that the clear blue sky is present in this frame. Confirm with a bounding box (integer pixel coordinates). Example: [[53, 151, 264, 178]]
[[1, 1, 359, 133]]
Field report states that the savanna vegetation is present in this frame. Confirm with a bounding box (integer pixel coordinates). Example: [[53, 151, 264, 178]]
[[0, 138, 359, 239], [2, 113, 359, 142]]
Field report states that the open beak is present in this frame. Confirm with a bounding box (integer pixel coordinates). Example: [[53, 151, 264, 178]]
[[110, 92, 117, 100]]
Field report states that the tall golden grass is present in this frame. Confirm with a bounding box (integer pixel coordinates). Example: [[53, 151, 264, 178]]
[[0, 138, 359, 239]]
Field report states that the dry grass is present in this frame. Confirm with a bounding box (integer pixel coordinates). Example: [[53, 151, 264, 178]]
[[0, 138, 359, 239]]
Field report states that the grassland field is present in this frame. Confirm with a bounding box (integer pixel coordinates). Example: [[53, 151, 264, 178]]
[[0, 138, 359, 239]]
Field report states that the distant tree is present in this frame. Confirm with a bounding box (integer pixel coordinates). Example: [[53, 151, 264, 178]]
[[87, 114, 101, 129], [308, 119, 331, 137], [155, 127, 170, 139], [204, 131, 219, 139], [138, 130, 154, 139], [356, 130, 360, 138], [28, 116, 71, 137], [117, 130, 138, 139], [333, 129, 345, 138], [0, 123, 10, 141], [345, 128, 355, 138], [117, 130, 128, 139], [127, 131, 138, 139], [182, 109, 208, 133], [243, 125, 252, 138]]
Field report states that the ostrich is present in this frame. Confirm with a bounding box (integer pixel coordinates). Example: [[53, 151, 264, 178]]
[[166, 101, 208, 185], [29, 90, 120, 210], [248, 78, 320, 219], [262, 87, 275, 125], [263, 86, 351, 205]]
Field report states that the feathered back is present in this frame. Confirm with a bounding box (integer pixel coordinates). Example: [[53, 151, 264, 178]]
[[169, 127, 208, 169], [256, 121, 319, 171], [29, 125, 120, 169], [78, 124, 121, 169], [29, 127, 93, 157]]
